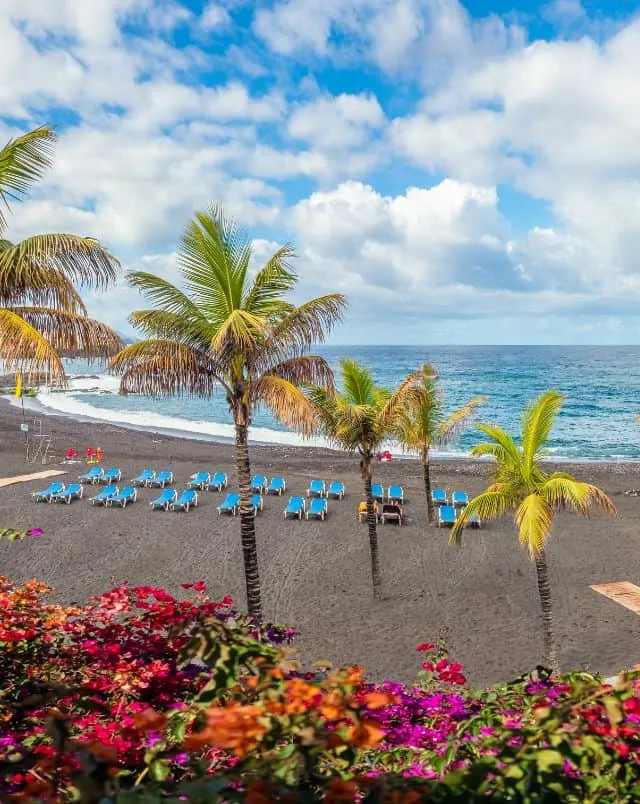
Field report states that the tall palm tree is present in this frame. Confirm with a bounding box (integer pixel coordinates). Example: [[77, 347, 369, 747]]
[[307, 360, 402, 597], [393, 364, 486, 524], [451, 390, 615, 671], [111, 204, 346, 620], [0, 126, 122, 384]]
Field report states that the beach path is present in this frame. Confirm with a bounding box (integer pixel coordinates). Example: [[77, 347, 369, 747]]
[[0, 469, 67, 489], [591, 582, 640, 615]]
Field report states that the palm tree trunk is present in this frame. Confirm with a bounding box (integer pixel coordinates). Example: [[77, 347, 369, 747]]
[[534, 548, 558, 673], [422, 446, 433, 524], [234, 418, 262, 621], [363, 457, 382, 597]]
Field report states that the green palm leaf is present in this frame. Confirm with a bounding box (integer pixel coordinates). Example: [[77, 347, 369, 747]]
[[0, 126, 55, 232]]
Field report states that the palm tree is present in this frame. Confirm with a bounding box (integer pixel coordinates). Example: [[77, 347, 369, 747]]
[[393, 364, 486, 524], [450, 390, 615, 671], [307, 360, 402, 597], [0, 126, 122, 384], [111, 204, 346, 620]]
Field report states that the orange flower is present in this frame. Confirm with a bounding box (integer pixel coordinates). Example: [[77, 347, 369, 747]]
[[202, 704, 268, 756], [182, 729, 214, 751], [245, 675, 259, 690], [133, 708, 167, 732], [362, 691, 398, 710], [344, 666, 365, 685], [346, 719, 385, 748]]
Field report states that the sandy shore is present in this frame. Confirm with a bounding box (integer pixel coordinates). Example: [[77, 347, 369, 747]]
[[1, 399, 639, 686]]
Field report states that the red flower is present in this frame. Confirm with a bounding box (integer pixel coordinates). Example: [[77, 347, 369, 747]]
[[416, 642, 436, 652]]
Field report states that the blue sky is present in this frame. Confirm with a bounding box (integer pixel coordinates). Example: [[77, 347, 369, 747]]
[[3, 0, 640, 344]]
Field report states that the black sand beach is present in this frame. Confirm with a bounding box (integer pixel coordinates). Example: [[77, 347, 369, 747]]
[[1, 400, 639, 686]]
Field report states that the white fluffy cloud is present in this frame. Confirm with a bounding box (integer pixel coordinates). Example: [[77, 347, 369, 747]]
[[3, 0, 640, 342]]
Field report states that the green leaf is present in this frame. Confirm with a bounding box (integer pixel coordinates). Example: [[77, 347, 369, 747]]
[[535, 749, 565, 772]]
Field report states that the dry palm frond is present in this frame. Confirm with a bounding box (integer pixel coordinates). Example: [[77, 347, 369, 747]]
[[251, 375, 317, 436], [266, 355, 335, 392], [0, 234, 119, 298], [1, 261, 88, 313], [0, 307, 65, 383], [0, 126, 55, 232], [437, 395, 487, 443], [12, 307, 123, 359], [111, 339, 226, 397]]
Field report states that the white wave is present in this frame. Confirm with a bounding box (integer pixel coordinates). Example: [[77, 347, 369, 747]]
[[32, 382, 332, 449]]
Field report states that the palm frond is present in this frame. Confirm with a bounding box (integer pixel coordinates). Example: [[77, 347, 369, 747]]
[[515, 493, 554, 557], [437, 395, 487, 444], [127, 271, 202, 318], [179, 206, 252, 318], [449, 489, 513, 545], [243, 245, 297, 315], [129, 309, 211, 349], [0, 126, 55, 231], [473, 423, 522, 466], [251, 375, 317, 436], [209, 307, 268, 357], [1, 263, 87, 313], [260, 295, 347, 365], [111, 339, 225, 398], [0, 234, 119, 298], [521, 390, 565, 469], [0, 307, 65, 383], [11, 307, 123, 360], [266, 355, 335, 391], [541, 475, 616, 517], [341, 359, 376, 406]]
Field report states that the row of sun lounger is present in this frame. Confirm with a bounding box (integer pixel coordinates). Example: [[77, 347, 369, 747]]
[[432, 489, 469, 506]]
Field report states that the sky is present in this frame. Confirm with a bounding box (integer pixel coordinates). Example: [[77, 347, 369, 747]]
[[2, 0, 640, 345]]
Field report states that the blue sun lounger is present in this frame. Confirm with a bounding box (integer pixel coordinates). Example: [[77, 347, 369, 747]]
[[388, 485, 404, 504], [371, 483, 384, 503], [53, 483, 84, 504], [172, 489, 198, 512], [100, 468, 122, 484], [90, 485, 119, 506], [107, 486, 137, 508], [252, 494, 264, 514], [268, 477, 286, 496], [79, 466, 104, 485], [149, 471, 174, 488], [187, 472, 210, 490], [132, 469, 155, 487], [218, 493, 240, 516], [32, 482, 65, 503], [307, 479, 326, 498], [283, 496, 305, 519], [251, 475, 267, 493], [306, 497, 327, 521], [150, 489, 177, 511], [432, 488, 448, 505], [208, 472, 228, 491], [327, 481, 345, 500], [452, 490, 469, 507], [438, 505, 457, 528]]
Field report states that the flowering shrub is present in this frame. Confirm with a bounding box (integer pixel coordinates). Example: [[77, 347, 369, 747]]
[[0, 527, 43, 542], [1, 575, 639, 803]]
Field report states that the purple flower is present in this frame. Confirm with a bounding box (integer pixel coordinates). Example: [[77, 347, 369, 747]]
[[27, 528, 43, 536]]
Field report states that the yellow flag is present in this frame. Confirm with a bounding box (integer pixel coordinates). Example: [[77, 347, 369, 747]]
[[14, 373, 22, 399]]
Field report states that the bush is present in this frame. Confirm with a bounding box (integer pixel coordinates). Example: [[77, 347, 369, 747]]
[[1, 576, 639, 803]]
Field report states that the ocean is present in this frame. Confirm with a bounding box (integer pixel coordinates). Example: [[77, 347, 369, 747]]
[[22, 345, 640, 462]]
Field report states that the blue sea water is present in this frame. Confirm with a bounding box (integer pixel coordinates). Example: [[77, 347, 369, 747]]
[[30, 346, 640, 461]]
